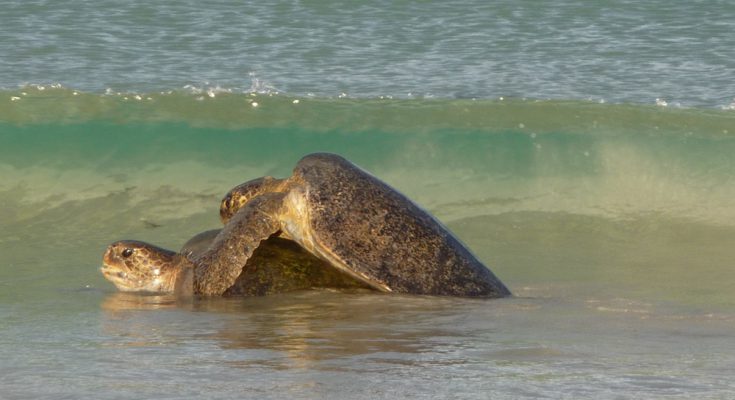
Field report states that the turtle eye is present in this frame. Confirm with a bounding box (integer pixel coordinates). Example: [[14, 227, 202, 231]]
[[224, 196, 232, 209], [122, 248, 134, 258]]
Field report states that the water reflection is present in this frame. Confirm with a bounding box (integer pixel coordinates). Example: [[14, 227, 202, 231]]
[[100, 290, 508, 369], [99, 292, 195, 348], [213, 293, 467, 370], [95, 289, 735, 399], [101, 292, 182, 312]]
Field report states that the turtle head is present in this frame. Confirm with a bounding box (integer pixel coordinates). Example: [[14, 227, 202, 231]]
[[101, 240, 180, 293], [220, 176, 286, 223]]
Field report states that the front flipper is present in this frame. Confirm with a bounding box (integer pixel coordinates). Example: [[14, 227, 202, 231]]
[[193, 193, 285, 295]]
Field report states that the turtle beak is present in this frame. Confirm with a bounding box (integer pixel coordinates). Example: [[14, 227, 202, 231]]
[[100, 265, 118, 282], [101, 245, 127, 282]]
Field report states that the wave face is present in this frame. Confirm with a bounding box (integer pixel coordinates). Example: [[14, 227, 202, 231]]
[[2, 88, 735, 310], [2, 88, 735, 225]]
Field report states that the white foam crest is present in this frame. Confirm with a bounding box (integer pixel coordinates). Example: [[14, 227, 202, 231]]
[[247, 76, 280, 95], [182, 83, 234, 98], [17, 83, 66, 91]]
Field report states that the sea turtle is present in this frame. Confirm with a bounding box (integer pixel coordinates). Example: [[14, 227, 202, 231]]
[[101, 230, 370, 296], [102, 153, 510, 297], [218, 152, 510, 297]]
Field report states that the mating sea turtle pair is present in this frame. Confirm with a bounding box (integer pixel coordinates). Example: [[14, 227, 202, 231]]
[[101, 153, 510, 297]]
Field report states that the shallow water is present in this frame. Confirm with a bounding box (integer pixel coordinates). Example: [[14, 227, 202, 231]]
[[2, 1, 735, 398], [2, 102, 735, 397], [2, 290, 735, 399]]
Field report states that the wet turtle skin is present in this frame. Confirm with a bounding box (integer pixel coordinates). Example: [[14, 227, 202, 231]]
[[181, 230, 370, 296], [217, 153, 511, 298], [102, 231, 369, 296], [103, 153, 510, 298]]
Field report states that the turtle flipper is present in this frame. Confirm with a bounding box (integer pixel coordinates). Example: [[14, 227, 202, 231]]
[[193, 193, 286, 295]]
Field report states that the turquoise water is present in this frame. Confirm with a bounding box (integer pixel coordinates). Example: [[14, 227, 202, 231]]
[[2, 1, 735, 399]]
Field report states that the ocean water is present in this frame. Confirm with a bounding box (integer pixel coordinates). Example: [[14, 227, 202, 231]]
[[2, 1, 735, 399]]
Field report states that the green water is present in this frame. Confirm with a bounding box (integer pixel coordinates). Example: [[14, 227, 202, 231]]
[[1, 90, 735, 398], [2, 0, 735, 397]]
